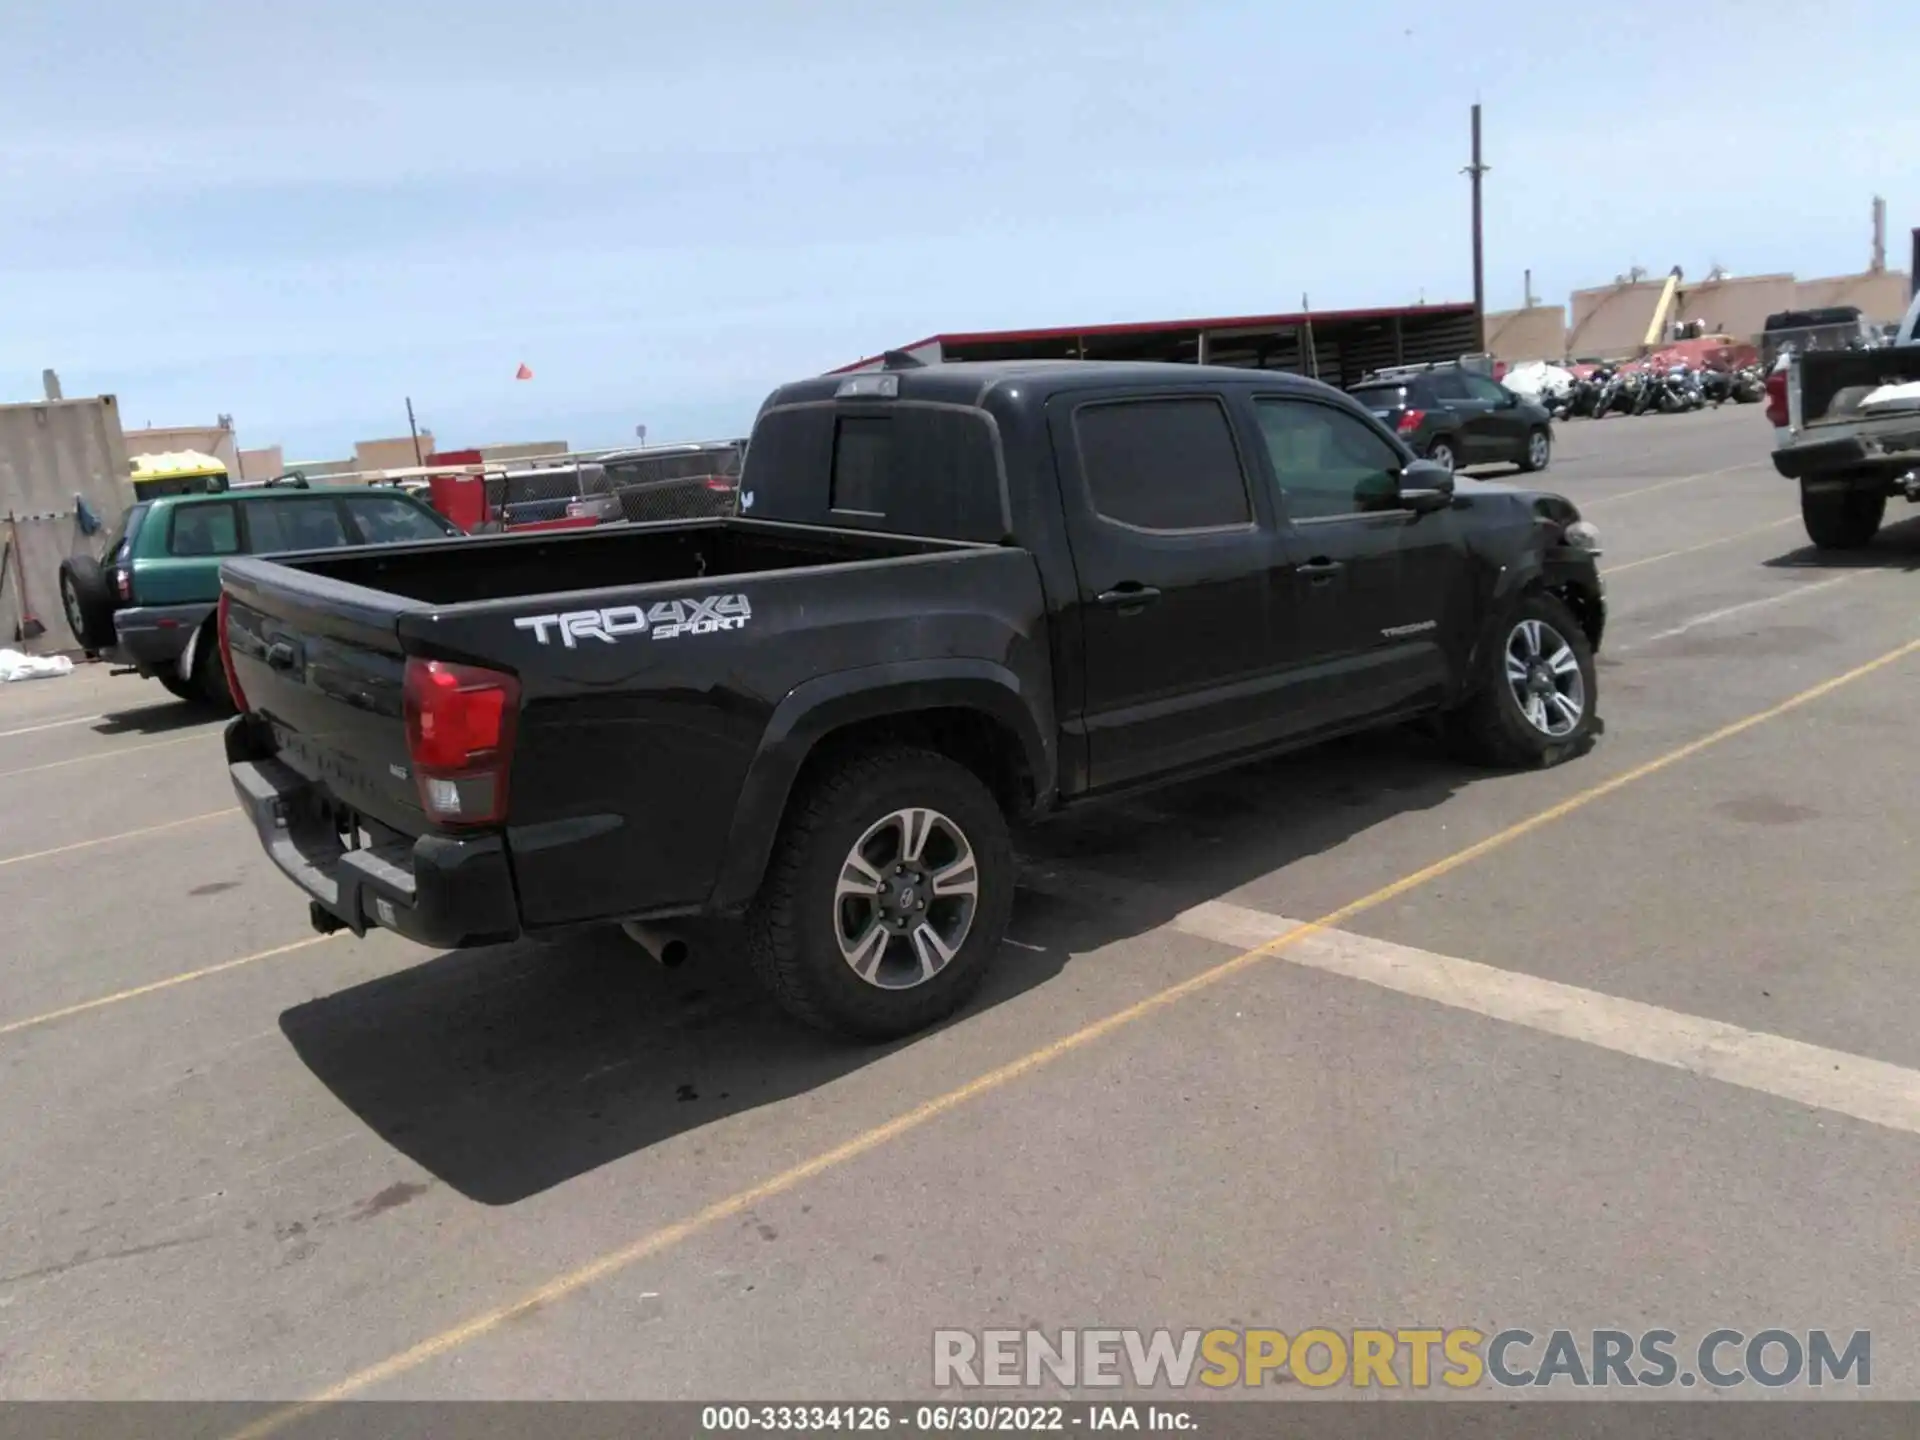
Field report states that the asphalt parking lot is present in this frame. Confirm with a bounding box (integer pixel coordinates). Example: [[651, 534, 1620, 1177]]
[[5, 402, 1920, 1404]]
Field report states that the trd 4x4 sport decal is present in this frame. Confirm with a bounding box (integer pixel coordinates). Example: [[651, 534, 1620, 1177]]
[[514, 594, 752, 648]]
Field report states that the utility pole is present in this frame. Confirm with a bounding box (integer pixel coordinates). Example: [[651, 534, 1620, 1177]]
[[406, 397, 424, 467], [1524, 268, 1537, 309], [1870, 196, 1886, 273], [1463, 104, 1489, 350]]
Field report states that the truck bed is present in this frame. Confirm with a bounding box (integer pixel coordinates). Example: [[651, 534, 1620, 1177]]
[[1795, 344, 1920, 431], [219, 516, 1052, 944], [275, 516, 965, 606]]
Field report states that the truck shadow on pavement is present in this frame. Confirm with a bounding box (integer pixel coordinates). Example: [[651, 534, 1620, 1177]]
[[92, 699, 223, 736], [279, 727, 1481, 1206], [1763, 513, 1920, 573]]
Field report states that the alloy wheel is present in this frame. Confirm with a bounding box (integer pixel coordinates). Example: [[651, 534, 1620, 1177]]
[[833, 807, 980, 990], [1505, 617, 1585, 738]]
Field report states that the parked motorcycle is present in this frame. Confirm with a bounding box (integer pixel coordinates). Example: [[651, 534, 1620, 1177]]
[[1730, 365, 1765, 403], [1699, 367, 1736, 407]]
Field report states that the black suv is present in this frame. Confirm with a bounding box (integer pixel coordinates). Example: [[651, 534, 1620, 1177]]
[[1349, 364, 1554, 475]]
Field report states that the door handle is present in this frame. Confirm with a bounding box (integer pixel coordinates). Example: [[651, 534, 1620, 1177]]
[[1296, 558, 1345, 584], [1095, 584, 1162, 610], [265, 641, 298, 672]]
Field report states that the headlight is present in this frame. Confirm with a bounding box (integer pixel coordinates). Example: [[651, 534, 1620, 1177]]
[[1564, 520, 1602, 554]]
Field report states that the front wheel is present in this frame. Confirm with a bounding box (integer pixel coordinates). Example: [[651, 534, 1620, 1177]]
[[745, 745, 1014, 1041], [1800, 484, 1884, 551], [1518, 427, 1551, 473], [1447, 592, 1598, 769]]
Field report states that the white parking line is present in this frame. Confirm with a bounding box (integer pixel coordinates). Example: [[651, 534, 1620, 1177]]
[[0, 714, 103, 740], [1172, 899, 1920, 1136], [1628, 571, 1864, 648]]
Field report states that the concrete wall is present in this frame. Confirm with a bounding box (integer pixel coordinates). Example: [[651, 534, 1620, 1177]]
[[0, 395, 135, 655], [353, 435, 433, 473], [123, 423, 239, 478], [237, 446, 283, 482], [1565, 270, 1913, 358], [1794, 271, 1913, 322], [477, 440, 570, 464], [1484, 306, 1568, 364]]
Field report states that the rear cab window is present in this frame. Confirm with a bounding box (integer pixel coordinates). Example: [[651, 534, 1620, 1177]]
[[741, 403, 1006, 541], [1072, 396, 1252, 532], [167, 502, 241, 557]]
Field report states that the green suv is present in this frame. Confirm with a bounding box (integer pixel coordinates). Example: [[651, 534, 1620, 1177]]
[[59, 484, 459, 710]]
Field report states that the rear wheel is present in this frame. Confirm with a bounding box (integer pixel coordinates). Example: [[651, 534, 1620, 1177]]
[[190, 622, 235, 713], [1518, 427, 1551, 473], [57, 556, 115, 656], [1426, 438, 1458, 473], [1801, 483, 1883, 551], [745, 745, 1013, 1041], [1448, 591, 1597, 769], [157, 671, 197, 703]]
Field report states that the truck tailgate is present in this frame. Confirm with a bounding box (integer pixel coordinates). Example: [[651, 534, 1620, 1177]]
[[221, 558, 425, 836]]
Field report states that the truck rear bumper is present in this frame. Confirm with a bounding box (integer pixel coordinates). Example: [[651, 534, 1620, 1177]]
[[108, 602, 214, 673], [1774, 433, 1920, 481], [226, 721, 521, 949]]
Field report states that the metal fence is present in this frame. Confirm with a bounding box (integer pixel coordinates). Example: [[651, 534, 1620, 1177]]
[[478, 443, 745, 528]]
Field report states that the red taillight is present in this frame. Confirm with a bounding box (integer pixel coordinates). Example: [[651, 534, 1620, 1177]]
[[402, 658, 521, 827], [1397, 408, 1427, 434], [1764, 370, 1790, 428], [217, 592, 249, 713]]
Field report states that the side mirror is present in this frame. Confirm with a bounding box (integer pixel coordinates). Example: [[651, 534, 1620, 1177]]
[[1497, 389, 1519, 408], [1399, 459, 1455, 513]]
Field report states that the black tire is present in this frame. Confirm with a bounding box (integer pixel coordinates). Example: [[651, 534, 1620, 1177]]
[[745, 744, 1014, 1041], [1426, 438, 1458, 473], [157, 671, 198, 703], [1517, 426, 1551, 473], [57, 556, 115, 655], [1801, 484, 1883, 551], [191, 622, 236, 713], [1447, 591, 1598, 770]]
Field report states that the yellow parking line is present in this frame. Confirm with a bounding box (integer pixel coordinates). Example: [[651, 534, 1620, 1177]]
[[227, 632, 1920, 1432], [0, 934, 342, 1040], [1601, 515, 1798, 576], [0, 809, 237, 871], [0, 729, 216, 781]]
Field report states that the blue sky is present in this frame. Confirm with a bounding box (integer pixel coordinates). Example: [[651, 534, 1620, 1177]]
[[4, 0, 1917, 459]]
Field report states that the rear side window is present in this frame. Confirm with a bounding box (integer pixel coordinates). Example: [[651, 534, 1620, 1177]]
[[1350, 385, 1407, 409], [1074, 397, 1251, 532], [347, 495, 454, 544], [106, 502, 150, 565], [168, 503, 240, 557], [245, 497, 350, 554], [830, 416, 892, 515], [1425, 369, 1472, 401]]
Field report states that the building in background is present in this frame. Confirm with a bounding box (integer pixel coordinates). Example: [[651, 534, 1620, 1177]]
[[837, 301, 1483, 389], [1485, 266, 1913, 364]]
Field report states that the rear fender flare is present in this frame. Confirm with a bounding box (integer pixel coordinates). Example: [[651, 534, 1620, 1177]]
[[708, 660, 1055, 911]]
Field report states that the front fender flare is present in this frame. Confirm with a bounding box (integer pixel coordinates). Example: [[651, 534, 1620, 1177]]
[[707, 659, 1056, 912]]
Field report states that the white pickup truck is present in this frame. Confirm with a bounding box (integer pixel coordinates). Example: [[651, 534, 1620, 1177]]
[[1768, 290, 1920, 548]]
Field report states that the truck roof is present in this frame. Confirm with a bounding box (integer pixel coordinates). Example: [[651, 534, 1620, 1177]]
[[763, 359, 1339, 413]]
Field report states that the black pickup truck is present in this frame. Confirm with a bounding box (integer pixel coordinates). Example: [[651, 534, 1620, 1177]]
[[220, 359, 1606, 1041]]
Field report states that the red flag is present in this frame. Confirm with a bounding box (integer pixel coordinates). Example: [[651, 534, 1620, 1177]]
[[515, 363, 533, 380]]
